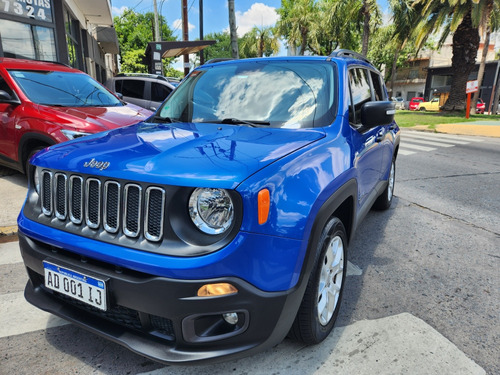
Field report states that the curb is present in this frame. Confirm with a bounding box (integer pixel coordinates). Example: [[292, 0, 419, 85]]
[[0, 226, 18, 237]]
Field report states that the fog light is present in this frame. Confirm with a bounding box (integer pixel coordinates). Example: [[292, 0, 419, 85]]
[[223, 312, 239, 325], [197, 283, 238, 297]]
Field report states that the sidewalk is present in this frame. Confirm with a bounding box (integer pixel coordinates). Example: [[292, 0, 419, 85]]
[[411, 119, 500, 137]]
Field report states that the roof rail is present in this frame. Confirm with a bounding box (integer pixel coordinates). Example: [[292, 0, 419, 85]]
[[204, 58, 236, 65], [328, 49, 371, 64], [116, 72, 167, 81]]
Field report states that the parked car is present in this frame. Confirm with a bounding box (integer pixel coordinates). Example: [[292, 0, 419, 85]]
[[409, 97, 424, 110], [476, 98, 485, 114], [391, 96, 405, 110], [19, 51, 400, 365], [0, 58, 152, 174], [105, 73, 176, 111], [417, 97, 441, 111]]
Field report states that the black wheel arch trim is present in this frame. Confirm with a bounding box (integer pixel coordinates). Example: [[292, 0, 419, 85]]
[[297, 179, 358, 295], [18, 132, 56, 165]]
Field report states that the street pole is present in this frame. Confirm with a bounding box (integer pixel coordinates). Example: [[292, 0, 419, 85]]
[[199, 0, 204, 65], [182, 0, 189, 76], [153, 0, 161, 41]]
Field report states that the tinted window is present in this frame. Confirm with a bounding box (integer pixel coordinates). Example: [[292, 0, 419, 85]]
[[348, 68, 371, 125], [151, 82, 172, 102], [121, 79, 145, 99]]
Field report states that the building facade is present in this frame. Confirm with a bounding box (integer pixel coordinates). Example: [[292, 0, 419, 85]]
[[0, 0, 119, 82]]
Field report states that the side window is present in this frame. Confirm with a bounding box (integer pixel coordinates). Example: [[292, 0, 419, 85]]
[[121, 79, 145, 99], [114, 79, 123, 94], [0, 76, 15, 97], [348, 68, 371, 126], [370, 71, 385, 101], [151, 82, 172, 102]]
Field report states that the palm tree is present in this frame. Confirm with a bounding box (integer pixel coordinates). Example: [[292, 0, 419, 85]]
[[471, 0, 499, 113], [228, 0, 239, 59], [241, 27, 280, 57], [276, 0, 319, 55], [389, 0, 420, 96], [413, 0, 499, 111]]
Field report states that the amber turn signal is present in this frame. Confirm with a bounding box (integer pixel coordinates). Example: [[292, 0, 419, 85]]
[[258, 189, 270, 224], [197, 283, 238, 297]]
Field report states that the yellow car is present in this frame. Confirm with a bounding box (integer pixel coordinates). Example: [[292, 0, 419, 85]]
[[417, 97, 441, 111]]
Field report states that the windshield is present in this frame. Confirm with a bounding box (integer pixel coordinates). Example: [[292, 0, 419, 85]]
[[9, 70, 123, 107], [157, 60, 336, 128]]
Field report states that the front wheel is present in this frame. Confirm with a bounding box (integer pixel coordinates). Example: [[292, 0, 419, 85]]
[[289, 217, 347, 344]]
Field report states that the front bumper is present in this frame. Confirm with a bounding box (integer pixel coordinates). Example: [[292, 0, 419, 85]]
[[19, 232, 304, 364]]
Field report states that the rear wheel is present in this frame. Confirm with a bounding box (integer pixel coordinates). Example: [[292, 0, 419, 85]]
[[289, 217, 347, 344], [373, 158, 395, 210]]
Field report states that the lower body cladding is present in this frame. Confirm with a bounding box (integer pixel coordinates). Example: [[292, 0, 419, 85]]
[[18, 233, 305, 364]]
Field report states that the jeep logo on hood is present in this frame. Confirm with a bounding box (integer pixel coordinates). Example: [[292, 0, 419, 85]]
[[83, 158, 110, 171]]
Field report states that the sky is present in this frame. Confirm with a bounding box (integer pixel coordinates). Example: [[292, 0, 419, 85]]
[[112, 0, 391, 41], [111, 0, 390, 69]]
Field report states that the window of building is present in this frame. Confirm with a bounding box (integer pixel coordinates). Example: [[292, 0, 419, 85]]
[[409, 69, 419, 79], [64, 8, 82, 69], [431, 75, 452, 87], [0, 19, 56, 61]]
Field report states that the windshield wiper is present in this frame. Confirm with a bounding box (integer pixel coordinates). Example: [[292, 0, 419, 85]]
[[151, 115, 180, 124], [218, 118, 271, 127]]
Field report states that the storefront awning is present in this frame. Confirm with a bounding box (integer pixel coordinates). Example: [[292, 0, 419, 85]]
[[146, 41, 216, 59], [96, 26, 119, 54], [75, 0, 114, 25]]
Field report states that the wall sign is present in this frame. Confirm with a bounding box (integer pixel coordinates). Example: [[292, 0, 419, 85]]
[[1, 0, 53, 23]]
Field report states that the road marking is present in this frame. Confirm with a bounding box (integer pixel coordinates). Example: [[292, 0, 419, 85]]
[[402, 137, 455, 147], [0, 292, 69, 338], [0, 241, 22, 265], [136, 313, 486, 375], [403, 133, 470, 145], [400, 143, 436, 152], [399, 149, 416, 156]]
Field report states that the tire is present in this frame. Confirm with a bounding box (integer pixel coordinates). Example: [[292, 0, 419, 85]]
[[24, 147, 45, 174], [373, 157, 395, 210], [289, 217, 347, 345], [419, 107, 426, 111]]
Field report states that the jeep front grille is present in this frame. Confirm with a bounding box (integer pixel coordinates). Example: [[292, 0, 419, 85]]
[[40, 170, 165, 242]]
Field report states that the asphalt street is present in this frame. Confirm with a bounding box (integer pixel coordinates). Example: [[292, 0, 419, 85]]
[[0, 128, 498, 374]]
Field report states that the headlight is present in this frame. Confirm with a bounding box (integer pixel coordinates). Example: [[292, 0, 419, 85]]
[[34, 166, 41, 194], [61, 129, 92, 140], [189, 188, 234, 235]]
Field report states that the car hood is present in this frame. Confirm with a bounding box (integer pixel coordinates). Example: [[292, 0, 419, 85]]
[[37, 103, 152, 132], [33, 122, 326, 189]]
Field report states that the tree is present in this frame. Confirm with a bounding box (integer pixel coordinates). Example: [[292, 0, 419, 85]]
[[471, 0, 499, 114], [113, 9, 175, 73], [228, 0, 239, 59], [240, 26, 280, 57], [387, 0, 421, 96], [276, 0, 320, 55], [413, 0, 499, 112]]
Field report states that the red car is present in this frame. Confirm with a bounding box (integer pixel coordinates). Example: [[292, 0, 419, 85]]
[[476, 98, 485, 114], [0, 58, 152, 173], [409, 97, 424, 111]]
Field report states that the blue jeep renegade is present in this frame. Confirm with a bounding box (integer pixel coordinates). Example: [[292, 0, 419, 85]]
[[18, 50, 400, 364]]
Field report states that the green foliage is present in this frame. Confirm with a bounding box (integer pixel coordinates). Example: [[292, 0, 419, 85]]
[[240, 26, 279, 57], [201, 31, 262, 61], [113, 9, 176, 73]]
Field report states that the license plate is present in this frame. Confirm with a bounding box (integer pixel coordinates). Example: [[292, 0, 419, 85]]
[[43, 261, 107, 311]]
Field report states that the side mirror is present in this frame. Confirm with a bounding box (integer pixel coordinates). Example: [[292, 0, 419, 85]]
[[0, 90, 20, 105], [115, 92, 124, 99], [360, 101, 395, 128]]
